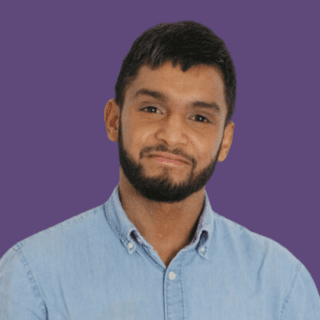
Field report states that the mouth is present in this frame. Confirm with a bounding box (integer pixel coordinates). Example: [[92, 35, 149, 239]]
[[148, 155, 188, 167]]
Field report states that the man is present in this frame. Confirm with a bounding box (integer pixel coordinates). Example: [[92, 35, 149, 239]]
[[0, 21, 319, 319]]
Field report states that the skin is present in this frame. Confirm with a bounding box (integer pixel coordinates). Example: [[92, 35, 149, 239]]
[[104, 61, 234, 267]]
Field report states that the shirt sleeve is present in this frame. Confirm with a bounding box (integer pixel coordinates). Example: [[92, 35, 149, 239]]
[[280, 261, 320, 320], [0, 247, 47, 319]]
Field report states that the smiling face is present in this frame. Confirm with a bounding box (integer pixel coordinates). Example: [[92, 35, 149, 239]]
[[105, 61, 234, 203]]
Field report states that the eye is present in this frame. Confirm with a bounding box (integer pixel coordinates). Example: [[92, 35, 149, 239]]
[[141, 106, 160, 113], [140, 106, 210, 123], [192, 115, 209, 123]]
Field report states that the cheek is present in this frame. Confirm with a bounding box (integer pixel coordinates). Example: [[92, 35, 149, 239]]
[[136, 130, 149, 150], [199, 150, 211, 161], [128, 126, 151, 156], [197, 143, 218, 163], [190, 141, 213, 165]]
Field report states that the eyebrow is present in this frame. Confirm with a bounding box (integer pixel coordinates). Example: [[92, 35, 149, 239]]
[[132, 88, 221, 114]]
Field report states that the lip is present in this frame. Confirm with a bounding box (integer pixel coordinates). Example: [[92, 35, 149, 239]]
[[148, 152, 189, 164]]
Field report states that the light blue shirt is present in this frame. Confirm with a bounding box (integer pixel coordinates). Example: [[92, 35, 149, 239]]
[[1, 184, 319, 319]]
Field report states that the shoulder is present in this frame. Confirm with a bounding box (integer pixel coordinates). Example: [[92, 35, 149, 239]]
[[212, 212, 302, 284], [212, 212, 320, 317], [1, 203, 107, 268]]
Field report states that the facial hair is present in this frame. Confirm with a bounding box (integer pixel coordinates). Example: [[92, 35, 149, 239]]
[[117, 116, 223, 203]]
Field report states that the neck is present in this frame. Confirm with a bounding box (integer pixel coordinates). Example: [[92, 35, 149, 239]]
[[118, 179, 206, 254]]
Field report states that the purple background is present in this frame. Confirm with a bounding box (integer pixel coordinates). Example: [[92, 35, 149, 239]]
[[1, 1, 319, 290]]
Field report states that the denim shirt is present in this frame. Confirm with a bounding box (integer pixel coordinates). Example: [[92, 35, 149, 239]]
[[1, 184, 320, 319]]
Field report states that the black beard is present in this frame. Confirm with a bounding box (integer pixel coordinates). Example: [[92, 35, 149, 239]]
[[117, 118, 222, 203]]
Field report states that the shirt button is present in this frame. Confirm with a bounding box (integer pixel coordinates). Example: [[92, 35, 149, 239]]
[[169, 272, 176, 280], [200, 247, 205, 252], [128, 242, 134, 249]]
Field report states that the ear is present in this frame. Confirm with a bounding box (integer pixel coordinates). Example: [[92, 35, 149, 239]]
[[218, 121, 235, 162], [104, 99, 120, 142]]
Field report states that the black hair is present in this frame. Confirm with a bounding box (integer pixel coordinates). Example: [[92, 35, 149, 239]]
[[114, 21, 236, 128]]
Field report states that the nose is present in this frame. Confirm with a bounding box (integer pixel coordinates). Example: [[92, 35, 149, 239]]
[[155, 112, 188, 146]]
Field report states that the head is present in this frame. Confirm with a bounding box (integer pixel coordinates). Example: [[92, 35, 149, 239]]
[[105, 21, 236, 203]]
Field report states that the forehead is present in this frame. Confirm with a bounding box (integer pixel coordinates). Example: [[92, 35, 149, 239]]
[[126, 62, 227, 113]]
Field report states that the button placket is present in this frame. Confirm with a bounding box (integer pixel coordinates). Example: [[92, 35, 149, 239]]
[[128, 242, 134, 250], [169, 271, 176, 280]]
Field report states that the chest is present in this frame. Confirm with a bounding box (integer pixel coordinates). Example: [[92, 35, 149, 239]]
[[44, 252, 281, 320]]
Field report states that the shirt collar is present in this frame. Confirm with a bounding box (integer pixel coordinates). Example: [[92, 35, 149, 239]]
[[104, 184, 215, 259]]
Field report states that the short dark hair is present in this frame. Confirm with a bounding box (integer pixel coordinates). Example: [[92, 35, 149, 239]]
[[114, 21, 236, 128]]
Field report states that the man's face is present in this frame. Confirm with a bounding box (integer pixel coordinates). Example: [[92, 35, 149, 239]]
[[116, 61, 231, 203]]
